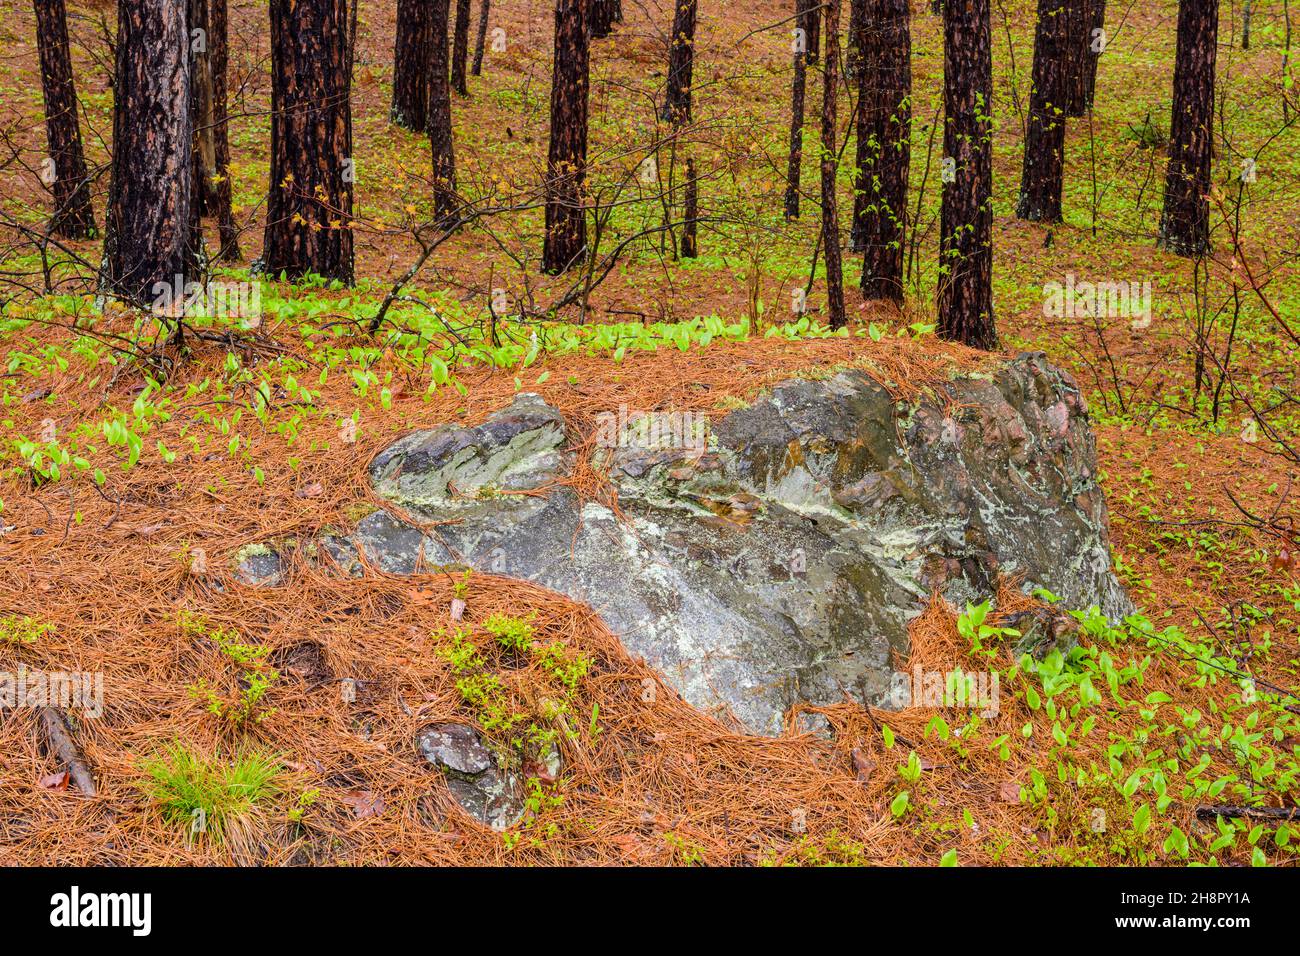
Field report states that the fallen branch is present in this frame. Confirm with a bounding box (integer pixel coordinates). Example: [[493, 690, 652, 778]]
[[38, 706, 97, 797], [1195, 805, 1300, 822]]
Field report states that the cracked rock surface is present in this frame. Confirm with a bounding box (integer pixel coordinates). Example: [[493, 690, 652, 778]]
[[251, 354, 1131, 736]]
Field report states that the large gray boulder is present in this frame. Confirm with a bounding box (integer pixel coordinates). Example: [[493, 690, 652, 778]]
[[347, 353, 1130, 736]]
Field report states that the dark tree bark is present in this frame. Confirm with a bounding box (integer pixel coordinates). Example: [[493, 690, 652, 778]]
[[821, 0, 846, 329], [1064, 0, 1104, 115], [1242, 0, 1252, 49], [591, 0, 616, 38], [853, 0, 911, 303], [1159, 0, 1219, 257], [471, 0, 491, 75], [263, 0, 354, 284], [1016, 0, 1067, 222], [1081, 0, 1106, 111], [784, 0, 812, 220], [187, 0, 213, 268], [846, 0, 866, 79], [428, 0, 457, 221], [937, 0, 996, 349], [805, 0, 821, 63], [543, 0, 590, 274], [210, 0, 240, 258], [102, 0, 193, 307], [451, 0, 472, 95], [661, 0, 697, 125], [33, 0, 96, 239], [392, 0, 432, 130], [681, 157, 698, 258], [662, 0, 698, 257]]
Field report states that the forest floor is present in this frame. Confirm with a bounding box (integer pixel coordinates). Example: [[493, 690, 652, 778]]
[[0, 0, 1297, 865]]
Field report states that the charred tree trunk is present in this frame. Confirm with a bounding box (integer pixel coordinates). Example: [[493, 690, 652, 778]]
[[661, 0, 697, 125], [1016, 0, 1067, 222], [591, 0, 615, 38], [210, 0, 240, 258], [543, 0, 590, 274], [263, 0, 354, 284], [662, 0, 698, 257], [187, 0, 214, 272], [784, 0, 812, 220], [821, 0, 846, 329], [428, 0, 457, 221], [1064, 0, 1104, 115], [854, 0, 911, 303], [938, 0, 996, 349], [1159, 0, 1218, 258], [392, 0, 432, 130], [102, 0, 193, 308], [472, 0, 491, 75], [452, 0, 472, 95], [805, 0, 821, 64], [33, 0, 96, 239], [681, 157, 698, 258], [1081, 0, 1105, 110]]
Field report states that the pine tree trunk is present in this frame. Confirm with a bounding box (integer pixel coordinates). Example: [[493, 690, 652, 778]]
[[428, 0, 457, 221], [188, 0, 217, 217], [543, 0, 590, 274], [33, 0, 96, 239], [661, 0, 697, 125], [681, 157, 698, 258], [392, 0, 432, 130], [854, 0, 910, 303], [821, 0, 846, 329], [1062, 0, 1088, 115], [805, 0, 820, 64], [102, 0, 193, 308], [263, 0, 354, 284], [1159, 0, 1218, 258], [210, 0, 240, 259], [1079, 0, 1105, 111], [591, 0, 615, 38], [1016, 0, 1067, 222], [937, 0, 997, 349], [452, 0, 471, 95], [662, 0, 698, 257], [784, 0, 811, 220], [471, 0, 491, 75]]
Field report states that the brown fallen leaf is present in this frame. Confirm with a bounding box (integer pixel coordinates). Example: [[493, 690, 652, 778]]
[[40, 771, 70, 791], [341, 789, 385, 819], [999, 781, 1022, 803], [850, 748, 876, 784]]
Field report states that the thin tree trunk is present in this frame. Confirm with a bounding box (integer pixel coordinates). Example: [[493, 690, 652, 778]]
[[855, 0, 911, 303], [784, 0, 812, 220], [543, 0, 590, 274], [1159, 0, 1218, 257], [1242, 0, 1252, 49], [1016, 0, 1067, 222], [263, 0, 354, 283], [210, 0, 240, 259], [821, 0, 846, 329], [663, 0, 698, 257], [681, 157, 698, 258], [451, 0, 471, 95], [33, 0, 96, 239], [662, 0, 697, 125], [392, 0, 432, 130], [428, 0, 457, 221], [937, 0, 997, 349], [806, 0, 821, 63], [472, 0, 491, 75], [102, 0, 193, 309]]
